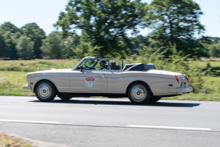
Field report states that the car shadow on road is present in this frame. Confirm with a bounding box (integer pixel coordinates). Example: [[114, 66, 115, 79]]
[[29, 98, 200, 108]]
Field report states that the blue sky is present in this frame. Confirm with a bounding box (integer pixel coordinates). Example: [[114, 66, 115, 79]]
[[0, 0, 219, 37]]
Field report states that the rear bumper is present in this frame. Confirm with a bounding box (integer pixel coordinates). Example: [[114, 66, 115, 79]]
[[168, 86, 193, 94], [23, 84, 32, 90]]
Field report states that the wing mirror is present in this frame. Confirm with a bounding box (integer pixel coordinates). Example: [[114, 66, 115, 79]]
[[80, 66, 85, 72]]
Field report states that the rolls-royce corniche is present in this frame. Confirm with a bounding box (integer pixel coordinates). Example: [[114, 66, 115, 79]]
[[23, 56, 192, 104]]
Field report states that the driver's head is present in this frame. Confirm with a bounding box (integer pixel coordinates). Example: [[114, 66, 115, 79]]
[[100, 60, 106, 67]]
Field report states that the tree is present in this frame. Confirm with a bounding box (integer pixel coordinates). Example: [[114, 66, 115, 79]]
[[63, 34, 80, 58], [4, 31, 17, 59], [0, 22, 21, 36], [0, 31, 6, 58], [0, 22, 21, 59], [209, 43, 220, 57], [146, 0, 210, 57], [41, 31, 63, 59], [55, 0, 148, 58], [16, 35, 34, 59], [130, 35, 149, 54], [21, 23, 46, 58]]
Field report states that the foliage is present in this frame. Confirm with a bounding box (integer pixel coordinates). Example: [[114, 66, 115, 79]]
[[16, 35, 34, 59], [145, 0, 211, 57], [130, 35, 149, 54], [4, 31, 17, 59], [139, 45, 205, 93], [208, 41, 220, 57], [21, 23, 46, 58], [41, 31, 63, 59], [55, 0, 148, 58], [0, 0, 218, 61], [0, 22, 22, 36], [63, 34, 80, 58], [0, 31, 6, 58]]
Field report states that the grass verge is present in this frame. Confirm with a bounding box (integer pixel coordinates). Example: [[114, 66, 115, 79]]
[[0, 71, 34, 96], [166, 93, 220, 101], [0, 133, 33, 147]]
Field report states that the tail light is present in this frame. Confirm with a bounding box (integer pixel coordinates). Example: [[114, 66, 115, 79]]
[[175, 75, 179, 83], [185, 74, 189, 82]]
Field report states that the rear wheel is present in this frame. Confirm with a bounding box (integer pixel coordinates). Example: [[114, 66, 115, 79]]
[[149, 96, 162, 103], [35, 81, 57, 102], [128, 82, 151, 104]]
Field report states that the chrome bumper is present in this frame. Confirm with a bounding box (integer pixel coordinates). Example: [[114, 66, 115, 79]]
[[168, 86, 193, 94], [23, 84, 32, 90]]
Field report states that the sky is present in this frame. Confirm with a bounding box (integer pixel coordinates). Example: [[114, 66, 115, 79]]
[[0, 0, 219, 37]]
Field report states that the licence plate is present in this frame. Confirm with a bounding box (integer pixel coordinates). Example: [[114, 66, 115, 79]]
[[181, 82, 186, 87]]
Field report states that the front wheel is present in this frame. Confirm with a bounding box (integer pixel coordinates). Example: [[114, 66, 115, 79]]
[[128, 82, 152, 104], [35, 81, 57, 102]]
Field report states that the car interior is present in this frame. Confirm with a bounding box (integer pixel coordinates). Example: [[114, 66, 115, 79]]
[[76, 58, 156, 71]]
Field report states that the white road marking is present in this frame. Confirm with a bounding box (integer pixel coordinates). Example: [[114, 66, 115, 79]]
[[120, 106, 184, 111], [0, 119, 60, 124], [127, 125, 211, 131]]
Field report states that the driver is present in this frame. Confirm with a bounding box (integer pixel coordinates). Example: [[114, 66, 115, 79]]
[[97, 60, 106, 70]]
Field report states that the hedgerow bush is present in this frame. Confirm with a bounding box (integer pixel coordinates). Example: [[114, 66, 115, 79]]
[[138, 45, 207, 93]]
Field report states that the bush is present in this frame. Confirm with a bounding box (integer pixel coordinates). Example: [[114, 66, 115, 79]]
[[138, 45, 208, 93], [0, 66, 22, 71]]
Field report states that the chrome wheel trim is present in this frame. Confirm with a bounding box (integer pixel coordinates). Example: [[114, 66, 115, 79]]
[[37, 83, 52, 99], [130, 85, 147, 102]]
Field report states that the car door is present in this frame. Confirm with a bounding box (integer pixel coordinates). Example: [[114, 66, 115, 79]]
[[69, 70, 90, 93], [69, 70, 109, 93], [107, 59, 126, 93], [69, 58, 109, 93], [107, 70, 126, 93], [83, 70, 109, 93]]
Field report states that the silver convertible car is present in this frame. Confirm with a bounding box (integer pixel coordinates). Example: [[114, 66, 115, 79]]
[[23, 56, 192, 104]]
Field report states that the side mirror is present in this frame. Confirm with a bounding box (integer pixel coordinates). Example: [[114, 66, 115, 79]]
[[80, 66, 84, 72]]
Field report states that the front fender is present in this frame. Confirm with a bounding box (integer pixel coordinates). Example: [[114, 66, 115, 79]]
[[31, 78, 59, 93]]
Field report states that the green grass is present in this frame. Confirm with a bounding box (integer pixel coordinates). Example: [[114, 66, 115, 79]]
[[0, 59, 80, 96], [0, 59, 78, 66], [0, 59, 219, 101], [166, 93, 220, 101], [189, 61, 220, 68], [0, 59, 79, 72], [0, 71, 34, 96]]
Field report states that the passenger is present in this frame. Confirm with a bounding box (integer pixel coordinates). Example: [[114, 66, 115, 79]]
[[97, 60, 106, 70], [110, 60, 116, 70]]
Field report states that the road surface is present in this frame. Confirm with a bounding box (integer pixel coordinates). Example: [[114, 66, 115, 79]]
[[0, 96, 219, 147]]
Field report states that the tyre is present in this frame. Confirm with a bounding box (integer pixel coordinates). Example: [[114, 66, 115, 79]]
[[58, 94, 72, 101], [128, 82, 152, 104], [35, 81, 57, 102], [149, 96, 162, 103]]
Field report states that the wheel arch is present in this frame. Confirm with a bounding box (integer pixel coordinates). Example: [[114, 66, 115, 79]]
[[126, 80, 154, 96], [33, 79, 59, 94]]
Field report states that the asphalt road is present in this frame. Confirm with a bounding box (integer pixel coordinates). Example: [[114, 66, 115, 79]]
[[0, 96, 220, 147]]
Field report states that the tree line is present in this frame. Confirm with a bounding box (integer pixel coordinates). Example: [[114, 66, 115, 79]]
[[0, 0, 219, 60]]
